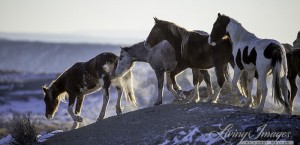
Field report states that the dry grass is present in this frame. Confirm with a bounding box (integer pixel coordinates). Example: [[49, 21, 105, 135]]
[[5, 112, 39, 145]]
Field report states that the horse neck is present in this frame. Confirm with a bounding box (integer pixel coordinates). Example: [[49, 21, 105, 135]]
[[128, 42, 150, 62], [164, 26, 189, 57], [227, 20, 258, 46], [50, 75, 66, 98]]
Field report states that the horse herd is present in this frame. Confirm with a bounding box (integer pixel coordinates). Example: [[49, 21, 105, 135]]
[[42, 13, 300, 124]]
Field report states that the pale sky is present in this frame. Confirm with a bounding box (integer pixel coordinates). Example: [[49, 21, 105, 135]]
[[0, 0, 299, 44]]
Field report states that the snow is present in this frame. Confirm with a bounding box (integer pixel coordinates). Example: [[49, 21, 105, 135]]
[[0, 135, 12, 145], [159, 126, 224, 145], [37, 130, 63, 142], [0, 130, 63, 144]]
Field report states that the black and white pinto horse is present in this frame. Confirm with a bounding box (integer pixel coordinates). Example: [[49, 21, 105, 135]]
[[43, 52, 136, 123], [145, 18, 233, 103], [209, 13, 290, 114], [115, 40, 213, 105], [239, 43, 299, 112]]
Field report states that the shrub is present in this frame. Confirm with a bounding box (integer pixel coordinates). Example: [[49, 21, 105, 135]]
[[5, 112, 39, 145]]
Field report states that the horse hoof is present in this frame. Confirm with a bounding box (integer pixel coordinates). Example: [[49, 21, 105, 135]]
[[187, 97, 200, 103], [253, 106, 263, 112], [177, 91, 186, 100], [211, 99, 218, 104], [75, 116, 83, 122], [154, 102, 162, 106], [116, 107, 123, 115]]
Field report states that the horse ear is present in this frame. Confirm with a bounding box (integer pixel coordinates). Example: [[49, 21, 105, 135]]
[[120, 46, 124, 50], [154, 17, 159, 23], [298, 31, 300, 38], [218, 13, 221, 17], [42, 85, 47, 93]]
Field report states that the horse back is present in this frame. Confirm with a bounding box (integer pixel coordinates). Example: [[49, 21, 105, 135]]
[[86, 52, 118, 75]]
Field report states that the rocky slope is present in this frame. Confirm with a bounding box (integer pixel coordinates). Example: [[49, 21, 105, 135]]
[[42, 102, 300, 145]]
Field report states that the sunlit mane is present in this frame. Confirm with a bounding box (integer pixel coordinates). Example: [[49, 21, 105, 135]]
[[167, 22, 190, 59], [227, 18, 257, 44], [48, 72, 67, 101]]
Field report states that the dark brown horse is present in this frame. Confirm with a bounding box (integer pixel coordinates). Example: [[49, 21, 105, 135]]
[[42, 52, 136, 123], [144, 18, 233, 103]]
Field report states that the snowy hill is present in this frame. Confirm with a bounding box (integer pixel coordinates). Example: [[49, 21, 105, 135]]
[[44, 102, 300, 145]]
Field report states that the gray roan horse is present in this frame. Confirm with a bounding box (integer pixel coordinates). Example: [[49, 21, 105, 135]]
[[115, 40, 213, 105], [144, 18, 233, 103], [42, 52, 136, 123], [209, 13, 290, 114]]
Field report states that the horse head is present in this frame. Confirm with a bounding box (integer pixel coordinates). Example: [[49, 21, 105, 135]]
[[115, 46, 135, 77], [42, 85, 60, 120], [209, 13, 230, 46], [144, 17, 167, 49]]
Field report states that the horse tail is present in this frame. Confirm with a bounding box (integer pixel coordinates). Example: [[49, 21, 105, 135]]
[[122, 71, 137, 106], [271, 44, 289, 109]]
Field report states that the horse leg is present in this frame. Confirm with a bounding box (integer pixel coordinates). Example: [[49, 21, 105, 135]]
[[244, 70, 255, 107], [280, 76, 291, 114], [288, 72, 297, 112], [68, 94, 83, 122], [166, 72, 180, 100], [115, 86, 123, 115], [256, 80, 262, 107], [187, 68, 202, 103], [121, 71, 136, 106], [169, 66, 186, 100], [154, 69, 165, 106], [210, 66, 226, 103], [75, 95, 85, 116], [232, 67, 244, 97], [253, 73, 267, 112], [97, 76, 111, 121], [200, 70, 213, 98]]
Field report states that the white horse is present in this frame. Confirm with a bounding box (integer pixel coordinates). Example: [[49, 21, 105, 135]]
[[209, 13, 290, 114]]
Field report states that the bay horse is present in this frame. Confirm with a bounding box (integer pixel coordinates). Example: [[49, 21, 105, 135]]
[[144, 18, 233, 103], [209, 13, 290, 114], [42, 52, 136, 122], [115, 40, 213, 105]]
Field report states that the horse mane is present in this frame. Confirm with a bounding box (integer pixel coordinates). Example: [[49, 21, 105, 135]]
[[156, 19, 190, 59], [48, 72, 68, 101], [226, 15, 257, 42]]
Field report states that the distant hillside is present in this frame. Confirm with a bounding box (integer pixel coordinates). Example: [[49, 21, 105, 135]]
[[0, 39, 120, 74]]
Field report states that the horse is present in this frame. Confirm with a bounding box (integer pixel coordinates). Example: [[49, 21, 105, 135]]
[[114, 40, 213, 105], [42, 52, 136, 123], [209, 13, 290, 114], [144, 17, 233, 103], [293, 31, 300, 47], [239, 43, 298, 112]]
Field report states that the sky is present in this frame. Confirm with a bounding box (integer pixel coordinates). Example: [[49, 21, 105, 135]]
[[0, 0, 299, 44]]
